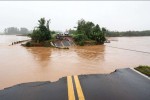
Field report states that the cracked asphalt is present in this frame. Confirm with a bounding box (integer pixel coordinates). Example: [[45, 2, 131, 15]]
[[0, 68, 149, 100]]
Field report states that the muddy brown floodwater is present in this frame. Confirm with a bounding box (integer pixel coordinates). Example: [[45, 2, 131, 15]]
[[0, 35, 150, 89]]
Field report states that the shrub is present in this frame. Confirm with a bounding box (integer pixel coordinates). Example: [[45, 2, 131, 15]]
[[43, 41, 51, 47], [78, 41, 84, 46], [73, 34, 87, 42], [25, 42, 32, 47]]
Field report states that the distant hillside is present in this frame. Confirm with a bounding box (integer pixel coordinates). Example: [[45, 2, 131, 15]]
[[0, 32, 4, 35], [4, 27, 30, 35], [106, 30, 150, 37]]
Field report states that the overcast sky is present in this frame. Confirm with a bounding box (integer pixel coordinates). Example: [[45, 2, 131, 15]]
[[0, 1, 150, 32]]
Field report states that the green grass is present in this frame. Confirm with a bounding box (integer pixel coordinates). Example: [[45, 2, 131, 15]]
[[135, 65, 150, 77]]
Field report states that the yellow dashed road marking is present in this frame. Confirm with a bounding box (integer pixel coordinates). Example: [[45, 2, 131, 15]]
[[67, 76, 75, 100], [74, 75, 85, 100]]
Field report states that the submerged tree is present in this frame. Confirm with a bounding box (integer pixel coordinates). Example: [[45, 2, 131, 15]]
[[30, 18, 51, 43]]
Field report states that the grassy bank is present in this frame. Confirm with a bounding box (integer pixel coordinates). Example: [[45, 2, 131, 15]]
[[22, 40, 52, 47], [135, 65, 150, 77]]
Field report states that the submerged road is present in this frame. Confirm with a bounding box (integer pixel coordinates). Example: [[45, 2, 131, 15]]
[[0, 68, 149, 100]]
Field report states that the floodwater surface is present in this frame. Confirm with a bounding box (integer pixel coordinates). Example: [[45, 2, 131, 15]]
[[0, 35, 150, 89]]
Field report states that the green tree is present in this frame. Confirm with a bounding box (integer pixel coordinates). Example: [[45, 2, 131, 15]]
[[77, 19, 86, 35], [75, 19, 106, 45], [30, 18, 51, 43], [77, 19, 94, 38]]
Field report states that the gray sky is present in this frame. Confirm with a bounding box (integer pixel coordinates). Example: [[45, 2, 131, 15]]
[[0, 1, 150, 32]]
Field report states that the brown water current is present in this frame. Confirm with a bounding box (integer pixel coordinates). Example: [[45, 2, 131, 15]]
[[0, 35, 150, 89]]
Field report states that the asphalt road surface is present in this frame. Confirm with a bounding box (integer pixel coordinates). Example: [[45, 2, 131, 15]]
[[0, 68, 150, 100]]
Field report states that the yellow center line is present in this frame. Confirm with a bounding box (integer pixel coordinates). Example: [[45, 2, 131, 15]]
[[67, 76, 75, 100], [74, 75, 85, 100]]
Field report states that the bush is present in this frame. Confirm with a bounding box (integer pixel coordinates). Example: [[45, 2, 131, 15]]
[[25, 42, 32, 47], [78, 41, 84, 46], [73, 34, 87, 42], [73, 34, 88, 46], [43, 41, 51, 47]]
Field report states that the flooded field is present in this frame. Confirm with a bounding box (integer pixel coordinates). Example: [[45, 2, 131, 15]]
[[0, 35, 150, 89]]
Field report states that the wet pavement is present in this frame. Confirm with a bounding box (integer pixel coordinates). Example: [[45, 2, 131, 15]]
[[0, 68, 149, 100]]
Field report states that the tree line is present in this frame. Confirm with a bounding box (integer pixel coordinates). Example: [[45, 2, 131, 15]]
[[106, 30, 150, 37], [4, 27, 30, 35]]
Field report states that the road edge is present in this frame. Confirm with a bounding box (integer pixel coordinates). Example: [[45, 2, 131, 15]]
[[130, 68, 150, 80]]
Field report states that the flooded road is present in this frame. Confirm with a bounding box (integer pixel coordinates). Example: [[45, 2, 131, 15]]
[[0, 35, 150, 89]]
